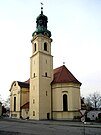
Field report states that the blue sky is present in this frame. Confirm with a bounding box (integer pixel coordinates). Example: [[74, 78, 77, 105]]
[[0, 0, 101, 100]]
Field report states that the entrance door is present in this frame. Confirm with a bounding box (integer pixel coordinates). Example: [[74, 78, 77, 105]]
[[47, 113, 50, 120]]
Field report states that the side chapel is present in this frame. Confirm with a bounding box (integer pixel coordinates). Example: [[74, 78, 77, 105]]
[[10, 7, 82, 120]]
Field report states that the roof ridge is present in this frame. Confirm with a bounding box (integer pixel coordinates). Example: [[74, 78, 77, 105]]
[[63, 66, 81, 83], [65, 67, 75, 81], [17, 80, 29, 84], [67, 68, 81, 83]]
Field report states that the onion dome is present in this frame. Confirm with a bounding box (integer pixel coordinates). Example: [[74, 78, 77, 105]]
[[32, 9, 51, 37]]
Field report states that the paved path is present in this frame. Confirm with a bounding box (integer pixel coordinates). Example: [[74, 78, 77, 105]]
[[0, 118, 101, 135], [3, 117, 101, 128]]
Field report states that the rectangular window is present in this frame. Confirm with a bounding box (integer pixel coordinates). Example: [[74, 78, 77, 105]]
[[33, 73, 35, 78], [14, 97, 16, 111], [45, 72, 47, 77], [33, 111, 35, 116], [33, 99, 35, 104], [46, 91, 47, 96]]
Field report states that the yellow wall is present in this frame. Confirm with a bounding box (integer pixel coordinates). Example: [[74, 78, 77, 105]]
[[21, 88, 29, 107], [53, 111, 80, 120], [10, 81, 29, 118], [30, 34, 53, 120], [10, 81, 20, 118], [52, 83, 81, 119], [21, 109, 29, 119]]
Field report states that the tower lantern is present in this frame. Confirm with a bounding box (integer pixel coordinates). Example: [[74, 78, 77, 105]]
[[32, 4, 51, 38]]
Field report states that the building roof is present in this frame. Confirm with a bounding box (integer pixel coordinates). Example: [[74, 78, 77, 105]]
[[15, 65, 81, 88], [18, 81, 29, 88], [20, 102, 29, 109], [52, 65, 81, 85], [24, 79, 30, 84], [32, 10, 51, 38]]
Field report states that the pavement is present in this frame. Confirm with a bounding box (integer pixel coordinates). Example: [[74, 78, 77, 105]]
[[1, 117, 101, 128]]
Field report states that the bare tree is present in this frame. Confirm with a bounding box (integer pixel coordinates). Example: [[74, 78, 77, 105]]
[[2, 96, 10, 110], [86, 92, 101, 110], [0, 94, 2, 102]]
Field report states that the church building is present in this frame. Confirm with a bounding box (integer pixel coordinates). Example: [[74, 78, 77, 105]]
[[10, 7, 82, 120]]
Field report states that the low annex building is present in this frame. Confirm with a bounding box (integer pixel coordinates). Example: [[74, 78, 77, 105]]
[[10, 8, 82, 120], [10, 80, 29, 118]]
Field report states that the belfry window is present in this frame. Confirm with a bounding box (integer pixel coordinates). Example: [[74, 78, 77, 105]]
[[34, 43, 36, 52], [63, 94, 68, 111], [44, 42, 47, 51]]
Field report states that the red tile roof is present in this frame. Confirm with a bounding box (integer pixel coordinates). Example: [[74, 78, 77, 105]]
[[17, 65, 81, 87], [21, 102, 29, 109], [52, 65, 81, 85]]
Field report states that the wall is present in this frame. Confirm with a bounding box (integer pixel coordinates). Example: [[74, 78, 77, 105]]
[[21, 88, 29, 107], [21, 109, 29, 119], [53, 111, 80, 120], [30, 34, 53, 120], [10, 81, 21, 118], [52, 83, 81, 119], [10, 81, 29, 118]]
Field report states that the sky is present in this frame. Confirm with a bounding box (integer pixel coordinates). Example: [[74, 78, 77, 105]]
[[0, 0, 101, 100]]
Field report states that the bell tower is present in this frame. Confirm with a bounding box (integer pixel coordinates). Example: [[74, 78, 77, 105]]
[[29, 6, 53, 120]]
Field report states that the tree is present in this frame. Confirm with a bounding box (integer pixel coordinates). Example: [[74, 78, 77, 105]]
[[2, 96, 10, 110], [0, 94, 2, 102], [86, 92, 101, 110]]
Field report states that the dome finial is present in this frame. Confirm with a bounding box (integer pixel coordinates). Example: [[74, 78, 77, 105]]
[[41, 2, 43, 14], [32, 3, 51, 38]]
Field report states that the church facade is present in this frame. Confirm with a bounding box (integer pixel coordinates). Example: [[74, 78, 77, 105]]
[[10, 9, 82, 120]]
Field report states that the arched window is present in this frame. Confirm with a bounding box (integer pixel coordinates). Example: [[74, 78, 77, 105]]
[[14, 97, 16, 111], [63, 94, 68, 111], [44, 42, 47, 51]]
